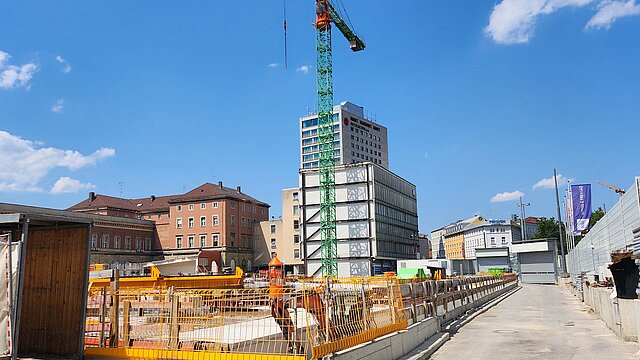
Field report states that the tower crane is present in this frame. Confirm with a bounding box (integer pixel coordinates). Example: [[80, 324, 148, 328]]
[[596, 180, 625, 195], [314, 0, 365, 277]]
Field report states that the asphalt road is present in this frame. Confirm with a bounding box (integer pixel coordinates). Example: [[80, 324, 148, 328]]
[[431, 284, 639, 360]]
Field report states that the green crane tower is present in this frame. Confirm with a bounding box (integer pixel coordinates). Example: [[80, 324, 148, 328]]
[[314, 0, 365, 277]]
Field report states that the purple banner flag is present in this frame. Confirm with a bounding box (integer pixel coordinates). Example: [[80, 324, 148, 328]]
[[571, 184, 592, 233]]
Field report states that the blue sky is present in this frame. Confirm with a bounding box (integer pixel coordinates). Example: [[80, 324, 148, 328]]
[[1, 0, 639, 233]]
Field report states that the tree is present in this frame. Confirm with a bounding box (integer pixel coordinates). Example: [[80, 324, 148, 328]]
[[533, 217, 567, 254], [589, 207, 606, 228], [533, 217, 562, 239]]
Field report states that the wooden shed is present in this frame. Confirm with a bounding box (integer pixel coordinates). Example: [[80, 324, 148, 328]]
[[0, 204, 92, 360]]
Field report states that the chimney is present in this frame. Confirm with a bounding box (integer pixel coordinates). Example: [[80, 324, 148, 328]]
[[218, 181, 223, 189], [237, 186, 241, 193], [151, 195, 156, 202], [88, 192, 96, 202]]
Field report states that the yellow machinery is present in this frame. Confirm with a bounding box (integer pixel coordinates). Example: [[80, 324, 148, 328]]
[[89, 266, 244, 290]]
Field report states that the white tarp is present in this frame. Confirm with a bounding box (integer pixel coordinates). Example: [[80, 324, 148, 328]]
[[0, 235, 20, 357]]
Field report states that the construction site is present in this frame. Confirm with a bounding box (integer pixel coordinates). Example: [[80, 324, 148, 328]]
[[2, 0, 640, 359]]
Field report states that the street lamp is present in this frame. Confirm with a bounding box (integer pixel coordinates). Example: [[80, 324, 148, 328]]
[[516, 197, 531, 240]]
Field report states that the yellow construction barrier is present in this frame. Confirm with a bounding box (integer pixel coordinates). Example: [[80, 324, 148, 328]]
[[84, 276, 407, 360]]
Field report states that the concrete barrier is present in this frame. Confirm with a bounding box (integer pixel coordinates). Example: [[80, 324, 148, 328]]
[[564, 281, 640, 342], [329, 277, 519, 360]]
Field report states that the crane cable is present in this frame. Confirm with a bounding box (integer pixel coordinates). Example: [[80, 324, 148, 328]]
[[283, 0, 288, 69]]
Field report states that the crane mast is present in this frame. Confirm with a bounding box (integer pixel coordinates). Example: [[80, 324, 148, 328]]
[[314, 0, 364, 277]]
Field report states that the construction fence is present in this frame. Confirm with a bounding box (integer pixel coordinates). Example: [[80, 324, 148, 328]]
[[84, 274, 517, 360]]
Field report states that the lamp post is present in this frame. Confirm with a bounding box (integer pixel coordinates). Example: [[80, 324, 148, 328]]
[[516, 197, 531, 241]]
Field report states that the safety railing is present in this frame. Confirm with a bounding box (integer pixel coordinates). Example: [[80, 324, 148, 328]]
[[84, 276, 407, 360], [398, 274, 519, 325]]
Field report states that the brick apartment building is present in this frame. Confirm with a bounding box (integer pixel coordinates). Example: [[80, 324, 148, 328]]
[[68, 181, 270, 270]]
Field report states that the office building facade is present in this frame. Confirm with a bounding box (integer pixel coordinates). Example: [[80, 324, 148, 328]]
[[300, 101, 389, 169], [300, 162, 418, 277]]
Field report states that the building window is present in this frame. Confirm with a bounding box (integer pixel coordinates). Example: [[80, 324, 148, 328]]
[[200, 234, 207, 248], [501, 237, 507, 245], [241, 217, 246, 227], [293, 205, 299, 215], [177, 205, 182, 211], [213, 215, 219, 226], [102, 234, 109, 249], [212, 202, 218, 208], [189, 204, 194, 211], [293, 220, 299, 230], [293, 192, 299, 200], [294, 235, 300, 244], [242, 204, 246, 211], [212, 233, 219, 246], [125, 236, 131, 250], [91, 234, 98, 250], [490, 237, 496, 246], [176, 217, 183, 229], [271, 225, 276, 234], [231, 202, 236, 209], [230, 215, 235, 226], [188, 235, 194, 248], [145, 238, 151, 251], [271, 238, 276, 249], [188, 217, 194, 228], [176, 236, 183, 249], [294, 249, 300, 259], [200, 216, 206, 227], [230, 233, 235, 246], [135, 237, 141, 250], [114, 235, 121, 249]]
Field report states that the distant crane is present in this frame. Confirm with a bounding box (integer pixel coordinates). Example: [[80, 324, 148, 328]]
[[314, 0, 365, 277], [596, 180, 625, 196]]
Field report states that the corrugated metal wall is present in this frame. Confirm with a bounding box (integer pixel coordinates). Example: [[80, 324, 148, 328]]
[[567, 177, 640, 281], [18, 226, 89, 359]]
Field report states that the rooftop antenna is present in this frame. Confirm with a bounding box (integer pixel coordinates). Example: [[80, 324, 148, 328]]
[[118, 181, 124, 197]]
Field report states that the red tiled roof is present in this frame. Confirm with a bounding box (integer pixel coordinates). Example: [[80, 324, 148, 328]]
[[68, 183, 269, 212], [525, 216, 538, 224], [169, 183, 269, 207], [129, 195, 174, 213], [67, 194, 140, 212]]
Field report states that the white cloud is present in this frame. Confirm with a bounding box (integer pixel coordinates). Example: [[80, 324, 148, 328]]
[[296, 65, 311, 74], [586, 0, 640, 29], [55, 55, 72, 73], [485, 0, 593, 44], [0, 50, 38, 89], [490, 190, 525, 202], [51, 99, 64, 113], [50, 176, 95, 194], [267, 63, 278, 68], [0, 130, 115, 193], [532, 174, 575, 189]]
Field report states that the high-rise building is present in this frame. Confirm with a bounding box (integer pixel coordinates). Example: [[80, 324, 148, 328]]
[[300, 162, 418, 277], [299, 101, 389, 169]]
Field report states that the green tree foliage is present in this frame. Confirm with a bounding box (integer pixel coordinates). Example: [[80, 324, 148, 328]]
[[533, 217, 567, 253], [533, 217, 561, 239], [533, 208, 606, 253], [589, 207, 606, 228]]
